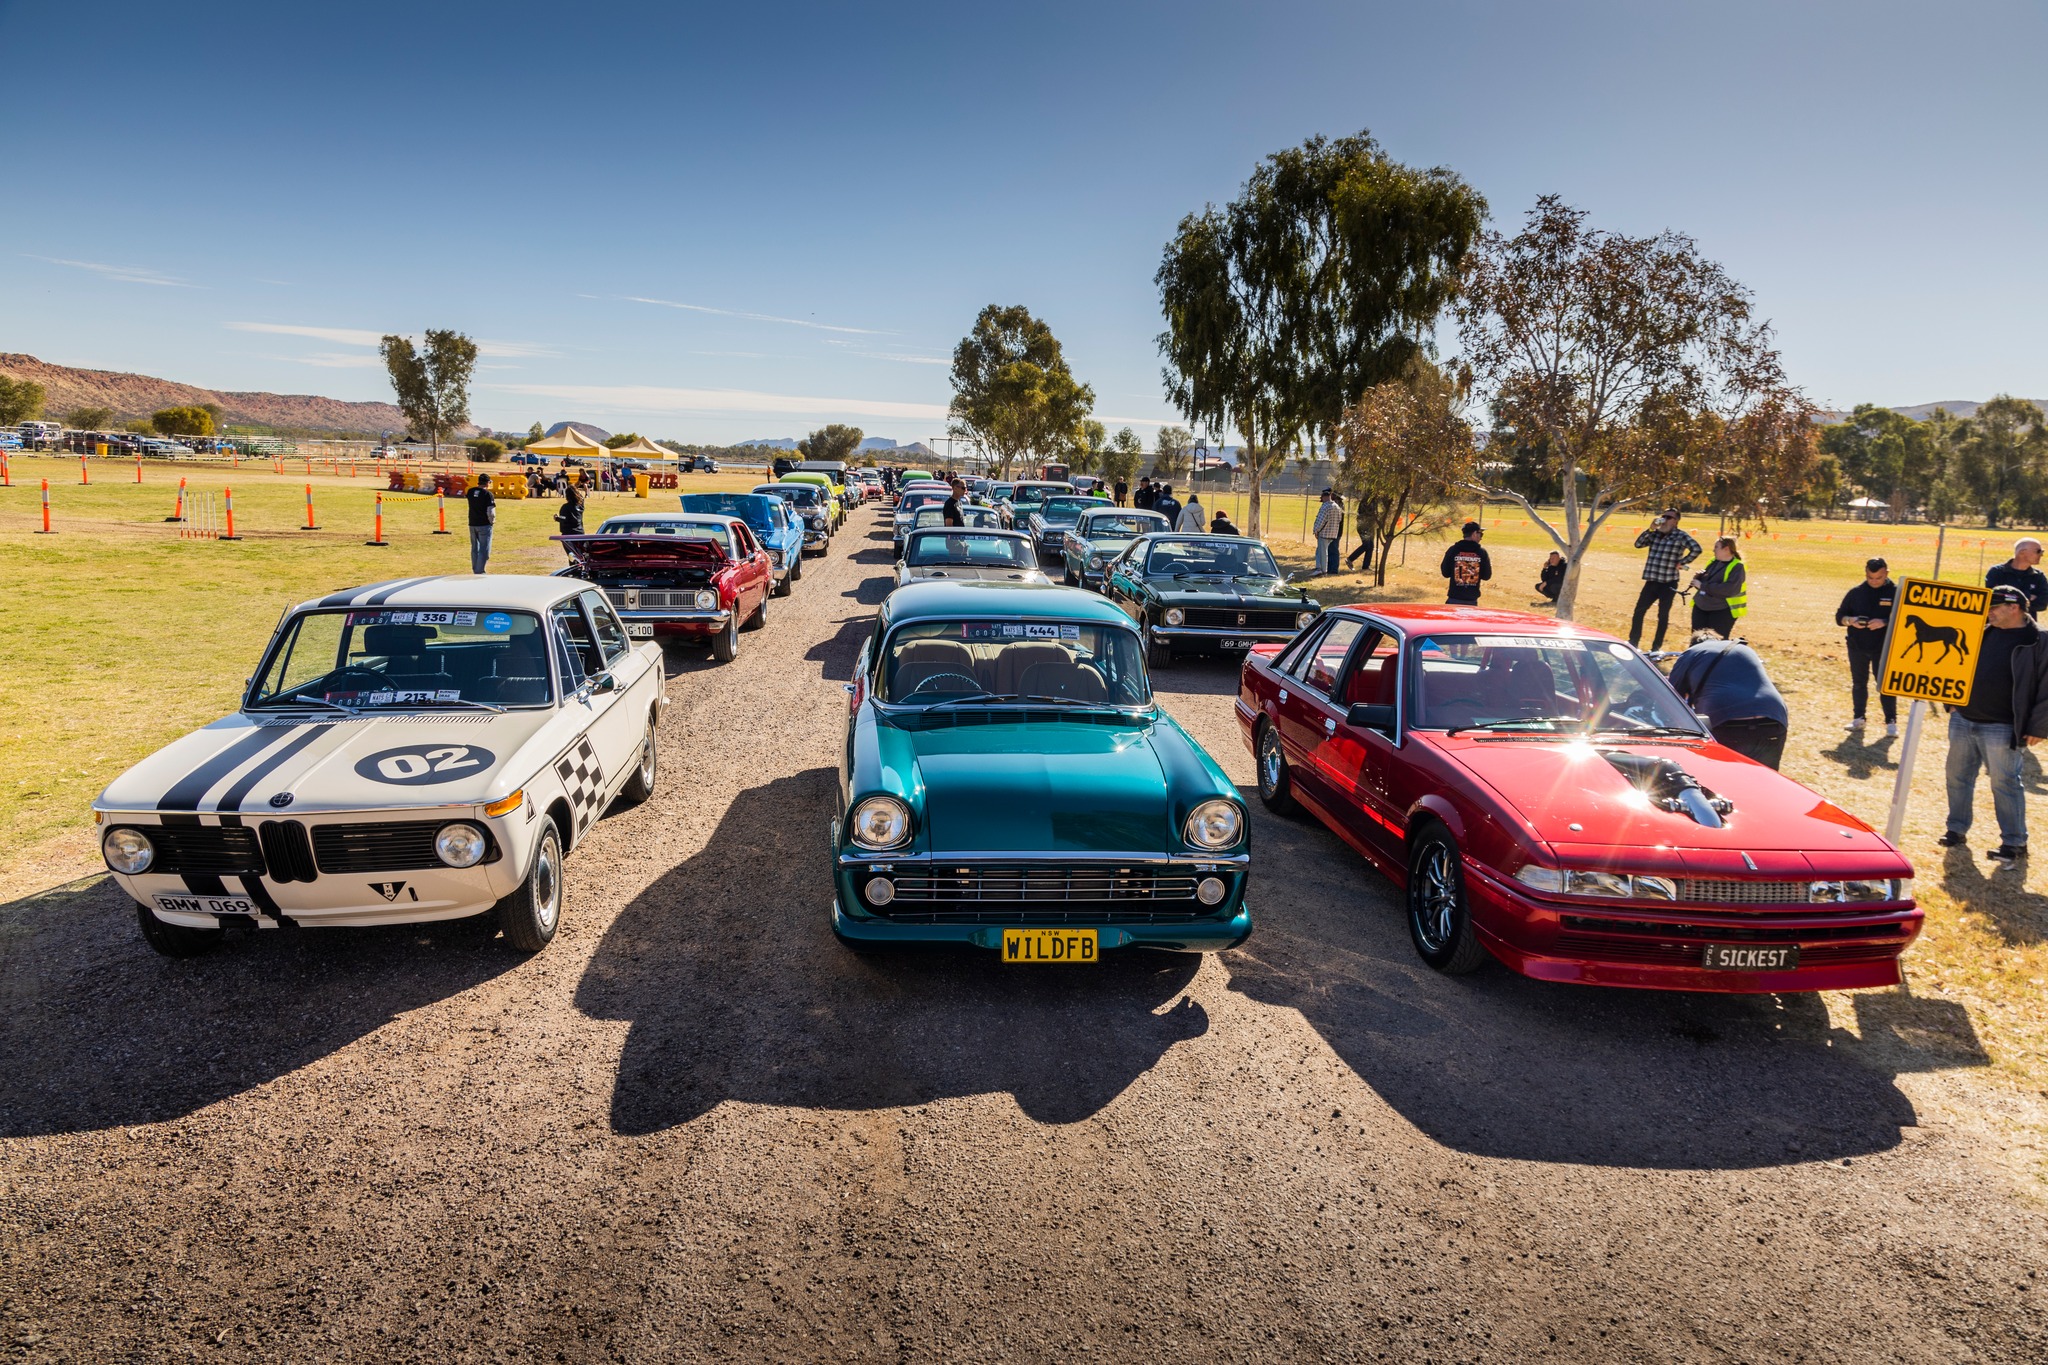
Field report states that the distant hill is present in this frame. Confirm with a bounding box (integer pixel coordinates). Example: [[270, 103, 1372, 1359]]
[[0, 351, 426, 437], [542, 420, 611, 443], [1815, 399, 2048, 423], [738, 436, 939, 458]]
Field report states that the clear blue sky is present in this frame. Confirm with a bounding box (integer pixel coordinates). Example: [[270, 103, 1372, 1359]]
[[4, 0, 2042, 443]]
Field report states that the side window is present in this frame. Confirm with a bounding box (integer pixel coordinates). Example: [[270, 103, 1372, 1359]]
[[1275, 616, 1338, 681], [552, 601, 602, 685], [1301, 618, 1365, 695], [580, 591, 630, 665], [1333, 629, 1399, 708], [734, 523, 758, 556]]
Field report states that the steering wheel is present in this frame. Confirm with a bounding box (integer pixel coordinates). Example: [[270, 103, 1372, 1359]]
[[910, 672, 982, 695]]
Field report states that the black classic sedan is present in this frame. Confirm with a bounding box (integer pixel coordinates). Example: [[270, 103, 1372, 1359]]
[[1104, 533, 1321, 667]]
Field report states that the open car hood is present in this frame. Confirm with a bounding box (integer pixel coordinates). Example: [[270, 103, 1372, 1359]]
[[555, 534, 730, 572]]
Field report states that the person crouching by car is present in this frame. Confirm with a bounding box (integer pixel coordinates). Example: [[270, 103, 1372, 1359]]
[[1669, 630, 1790, 769], [1536, 551, 1565, 603], [1441, 521, 1490, 605], [1837, 557, 1897, 737], [1688, 537, 1747, 639], [1939, 584, 2048, 864]]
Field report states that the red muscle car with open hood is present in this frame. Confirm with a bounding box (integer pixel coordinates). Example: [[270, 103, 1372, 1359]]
[[1238, 605, 1921, 992], [555, 513, 772, 662]]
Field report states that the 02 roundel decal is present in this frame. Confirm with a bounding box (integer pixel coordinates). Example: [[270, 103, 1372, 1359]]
[[353, 744, 498, 786]]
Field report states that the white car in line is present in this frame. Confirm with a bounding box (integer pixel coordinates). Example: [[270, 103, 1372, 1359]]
[[92, 575, 667, 956]]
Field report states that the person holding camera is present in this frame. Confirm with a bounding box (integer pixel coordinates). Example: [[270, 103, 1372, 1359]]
[[1629, 508, 1702, 651], [1836, 557, 1897, 736]]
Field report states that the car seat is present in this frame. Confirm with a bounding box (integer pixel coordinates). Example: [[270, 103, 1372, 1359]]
[[357, 623, 448, 691], [891, 640, 980, 698], [1018, 660, 1108, 702], [1342, 653, 1399, 707], [993, 643, 1072, 695], [474, 633, 551, 706], [1479, 650, 1555, 718]]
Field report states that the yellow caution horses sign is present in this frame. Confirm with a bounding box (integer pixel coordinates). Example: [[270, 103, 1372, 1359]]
[[1879, 578, 1989, 705]]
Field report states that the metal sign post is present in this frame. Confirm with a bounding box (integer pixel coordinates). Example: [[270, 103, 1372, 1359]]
[[1883, 528, 1970, 842]]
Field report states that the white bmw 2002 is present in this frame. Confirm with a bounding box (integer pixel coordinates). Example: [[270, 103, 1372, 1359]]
[[93, 575, 667, 956]]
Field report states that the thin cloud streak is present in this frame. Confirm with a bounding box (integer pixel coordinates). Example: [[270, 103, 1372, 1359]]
[[483, 381, 947, 421], [225, 322, 556, 358], [606, 294, 890, 336], [28, 255, 194, 288]]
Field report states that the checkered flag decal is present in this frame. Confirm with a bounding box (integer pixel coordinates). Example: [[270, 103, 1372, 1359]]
[[556, 737, 605, 835]]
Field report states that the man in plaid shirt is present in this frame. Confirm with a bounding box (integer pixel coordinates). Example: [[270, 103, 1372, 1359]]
[[1629, 507, 1702, 650]]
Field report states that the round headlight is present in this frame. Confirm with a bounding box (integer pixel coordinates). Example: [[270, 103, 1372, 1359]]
[[849, 796, 912, 851], [1196, 876, 1227, 905], [103, 827, 154, 875], [864, 876, 896, 906], [1296, 611, 1316, 628], [695, 589, 717, 609], [435, 822, 488, 868], [1164, 607, 1185, 626], [1184, 799, 1243, 850]]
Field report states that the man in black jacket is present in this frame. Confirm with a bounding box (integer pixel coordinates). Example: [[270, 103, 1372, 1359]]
[[1985, 537, 2048, 614], [1836, 557, 1897, 736], [1440, 522, 1490, 605], [465, 476, 496, 574], [1151, 483, 1182, 529], [1940, 585, 2048, 863]]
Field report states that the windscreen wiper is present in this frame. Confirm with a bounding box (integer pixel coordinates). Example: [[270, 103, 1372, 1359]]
[[1591, 724, 1706, 738], [251, 693, 358, 714], [1443, 718, 1581, 738], [411, 698, 508, 713]]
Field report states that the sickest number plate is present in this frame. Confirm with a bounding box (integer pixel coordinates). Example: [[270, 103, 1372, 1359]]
[[625, 623, 656, 638], [154, 893, 256, 917], [1002, 928, 1099, 964], [1701, 943, 1799, 971]]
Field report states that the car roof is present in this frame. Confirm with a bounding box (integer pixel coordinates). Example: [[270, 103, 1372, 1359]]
[[1335, 602, 1626, 640], [291, 574, 584, 614], [601, 512, 736, 529], [903, 526, 1030, 541], [682, 491, 775, 506], [880, 580, 1135, 629]]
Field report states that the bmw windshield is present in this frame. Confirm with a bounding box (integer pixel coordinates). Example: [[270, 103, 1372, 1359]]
[[249, 608, 553, 710]]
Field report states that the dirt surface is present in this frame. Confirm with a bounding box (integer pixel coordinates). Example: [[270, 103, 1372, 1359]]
[[4, 504, 2046, 1363]]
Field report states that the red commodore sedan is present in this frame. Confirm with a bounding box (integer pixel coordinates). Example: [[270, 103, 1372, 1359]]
[[1238, 605, 1921, 992]]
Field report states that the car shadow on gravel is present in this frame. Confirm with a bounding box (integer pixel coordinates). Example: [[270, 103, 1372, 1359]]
[[0, 880, 517, 1138], [575, 768, 1207, 1132], [806, 616, 875, 680], [1223, 796, 1949, 1170]]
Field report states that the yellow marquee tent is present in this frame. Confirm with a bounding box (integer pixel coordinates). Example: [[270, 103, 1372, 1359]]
[[607, 436, 676, 460], [523, 427, 609, 457]]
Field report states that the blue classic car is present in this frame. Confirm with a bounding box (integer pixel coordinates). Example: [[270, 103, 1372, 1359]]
[[833, 581, 1253, 958], [680, 492, 805, 591], [751, 483, 833, 554]]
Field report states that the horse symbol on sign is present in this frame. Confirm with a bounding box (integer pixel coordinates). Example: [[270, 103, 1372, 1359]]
[[1901, 614, 1972, 665]]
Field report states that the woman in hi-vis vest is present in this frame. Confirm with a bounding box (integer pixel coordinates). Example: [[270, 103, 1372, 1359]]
[[1690, 536, 1748, 639]]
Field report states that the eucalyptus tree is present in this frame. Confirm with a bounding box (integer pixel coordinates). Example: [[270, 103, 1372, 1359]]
[[380, 329, 478, 460], [947, 305, 1094, 479], [1157, 132, 1484, 539]]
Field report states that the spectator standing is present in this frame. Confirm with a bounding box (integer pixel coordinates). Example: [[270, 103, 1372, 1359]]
[[1311, 488, 1343, 575], [1836, 557, 1897, 736], [1440, 521, 1491, 605], [1152, 483, 1183, 529], [941, 484, 965, 527], [1210, 510, 1240, 535], [1985, 537, 2048, 615], [1939, 585, 2048, 862], [1113, 478, 1129, 507], [1134, 479, 1157, 511], [1689, 537, 1747, 639], [1629, 508, 1703, 650], [1669, 631, 1790, 769], [1345, 500, 1372, 573], [1178, 490, 1207, 532], [555, 477, 585, 545], [1536, 551, 1565, 602], [464, 475, 496, 574]]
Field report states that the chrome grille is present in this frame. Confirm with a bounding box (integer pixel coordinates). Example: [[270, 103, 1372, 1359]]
[[604, 589, 693, 610], [1679, 879, 1810, 905], [313, 821, 448, 873], [1183, 608, 1301, 631], [888, 868, 1201, 903]]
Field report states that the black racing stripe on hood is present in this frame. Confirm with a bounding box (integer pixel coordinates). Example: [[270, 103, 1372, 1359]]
[[364, 575, 445, 605], [160, 727, 304, 811], [319, 580, 404, 607], [215, 726, 326, 812]]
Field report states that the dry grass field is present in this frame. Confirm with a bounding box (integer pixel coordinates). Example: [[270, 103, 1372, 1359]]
[[2, 456, 2043, 1183]]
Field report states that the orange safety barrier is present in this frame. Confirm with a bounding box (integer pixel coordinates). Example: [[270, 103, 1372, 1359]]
[[434, 493, 451, 535], [301, 484, 320, 530], [0, 449, 10, 485], [36, 479, 53, 534], [166, 477, 186, 522], [220, 487, 243, 541], [366, 492, 390, 546], [79, 454, 90, 486], [135, 454, 143, 483]]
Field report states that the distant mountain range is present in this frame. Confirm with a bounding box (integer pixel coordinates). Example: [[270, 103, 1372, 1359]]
[[1815, 399, 2048, 423], [0, 352, 420, 436], [736, 436, 938, 458], [542, 420, 611, 443]]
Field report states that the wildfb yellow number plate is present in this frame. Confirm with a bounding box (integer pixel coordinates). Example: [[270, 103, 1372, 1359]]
[[1002, 928, 1099, 963]]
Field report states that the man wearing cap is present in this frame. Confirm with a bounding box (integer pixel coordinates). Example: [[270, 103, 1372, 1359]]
[[1837, 557, 1897, 737], [1985, 537, 2048, 615], [1629, 508, 1703, 651], [1312, 488, 1343, 575], [1440, 521, 1491, 605], [1939, 584, 2048, 863]]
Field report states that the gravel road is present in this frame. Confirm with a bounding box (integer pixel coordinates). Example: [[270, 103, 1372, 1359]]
[[4, 504, 2045, 1362]]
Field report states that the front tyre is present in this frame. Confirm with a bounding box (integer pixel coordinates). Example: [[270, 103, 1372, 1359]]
[[496, 818, 564, 953], [789, 553, 804, 582], [1147, 632, 1172, 670], [1406, 824, 1488, 974], [744, 590, 768, 631], [773, 568, 792, 597], [618, 720, 658, 805], [712, 611, 739, 662], [136, 903, 223, 957], [1255, 719, 1296, 814]]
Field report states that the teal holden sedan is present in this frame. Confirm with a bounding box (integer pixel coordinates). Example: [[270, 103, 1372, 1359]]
[[832, 581, 1253, 960], [1060, 505, 1172, 588]]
